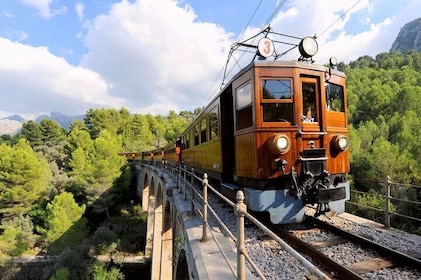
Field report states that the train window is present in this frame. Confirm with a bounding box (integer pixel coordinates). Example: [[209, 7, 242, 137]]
[[236, 83, 253, 130], [209, 106, 219, 140], [194, 124, 199, 146], [326, 83, 345, 112], [236, 83, 252, 109], [200, 118, 207, 143], [261, 79, 293, 122], [262, 79, 291, 99], [185, 134, 190, 149], [302, 82, 317, 122]]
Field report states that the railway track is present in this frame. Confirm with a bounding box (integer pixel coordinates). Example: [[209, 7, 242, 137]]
[[272, 216, 421, 279]]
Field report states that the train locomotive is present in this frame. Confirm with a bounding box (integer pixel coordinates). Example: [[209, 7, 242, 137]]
[[145, 29, 350, 224]]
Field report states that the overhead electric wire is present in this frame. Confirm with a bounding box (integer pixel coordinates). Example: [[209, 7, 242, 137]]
[[198, 0, 265, 109], [318, 0, 362, 39], [262, 0, 287, 30]]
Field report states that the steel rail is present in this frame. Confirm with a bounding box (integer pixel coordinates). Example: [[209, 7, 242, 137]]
[[271, 225, 364, 280], [307, 216, 421, 268]]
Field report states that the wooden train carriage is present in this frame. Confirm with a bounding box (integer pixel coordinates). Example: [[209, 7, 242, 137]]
[[231, 60, 349, 188], [180, 60, 349, 189], [163, 142, 180, 164], [179, 90, 234, 181], [141, 150, 154, 161], [120, 152, 142, 161]]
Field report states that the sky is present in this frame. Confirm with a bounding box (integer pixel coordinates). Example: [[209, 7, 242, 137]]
[[0, 0, 420, 120]]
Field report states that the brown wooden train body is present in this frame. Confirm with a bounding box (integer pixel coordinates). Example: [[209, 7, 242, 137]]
[[178, 60, 349, 186]]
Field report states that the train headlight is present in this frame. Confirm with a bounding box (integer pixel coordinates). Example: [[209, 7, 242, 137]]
[[299, 37, 318, 58], [333, 135, 349, 152], [269, 134, 291, 155]]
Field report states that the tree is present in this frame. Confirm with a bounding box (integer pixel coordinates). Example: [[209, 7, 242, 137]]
[[44, 192, 88, 253], [122, 114, 154, 151], [39, 119, 66, 144], [21, 120, 42, 147], [91, 263, 124, 280], [0, 215, 35, 257], [0, 139, 52, 217], [85, 130, 124, 218], [164, 110, 188, 144], [66, 126, 92, 157], [84, 108, 125, 139]]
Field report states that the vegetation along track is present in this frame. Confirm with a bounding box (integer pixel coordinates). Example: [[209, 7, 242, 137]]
[[271, 215, 421, 279]]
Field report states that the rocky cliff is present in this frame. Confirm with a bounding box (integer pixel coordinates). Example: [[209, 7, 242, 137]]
[[390, 17, 421, 52]]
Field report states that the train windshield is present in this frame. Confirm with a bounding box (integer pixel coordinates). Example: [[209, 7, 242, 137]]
[[302, 82, 318, 122], [261, 79, 294, 123], [326, 83, 345, 112]]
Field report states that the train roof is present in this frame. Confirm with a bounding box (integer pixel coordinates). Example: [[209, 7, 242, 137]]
[[221, 59, 345, 92]]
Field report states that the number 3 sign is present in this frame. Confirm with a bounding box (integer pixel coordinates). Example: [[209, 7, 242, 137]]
[[257, 37, 274, 58]]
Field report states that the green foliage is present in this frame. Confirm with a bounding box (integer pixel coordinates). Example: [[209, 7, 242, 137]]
[[122, 114, 154, 151], [91, 263, 124, 280], [43, 247, 89, 280], [0, 139, 52, 217], [347, 51, 421, 186], [84, 108, 125, 139], [85, 130, 124, 217], [21, 120, 43, 147], [348, 192, 397, 223], [49, 267, 70, 280], [90, 226, 118, 255], [44, 192, 88, 253], [0, 215, 35, 257]]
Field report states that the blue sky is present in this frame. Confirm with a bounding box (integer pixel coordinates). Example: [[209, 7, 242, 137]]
[[0, 0, 420, 120]]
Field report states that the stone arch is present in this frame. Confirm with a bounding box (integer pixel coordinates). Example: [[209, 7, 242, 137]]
[[142, 172, 149, 211], [174, 249, 189, 280], [160, 199, 173, 279], [145, 172, 155, 256], [155, 181, 162, 209]]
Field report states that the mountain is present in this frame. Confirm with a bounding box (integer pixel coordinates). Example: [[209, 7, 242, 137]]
[[35, 112, 85, 129], [390, 17, 421, 52], [0, 119, 24, 136], [3, 114, 26, 123], [0, 112, 85, 135]]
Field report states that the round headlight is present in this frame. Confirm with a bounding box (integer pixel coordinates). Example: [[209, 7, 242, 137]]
[[333, 135, 349, 151], [299, 37, 318, 58], [269, 134, 291, 155]]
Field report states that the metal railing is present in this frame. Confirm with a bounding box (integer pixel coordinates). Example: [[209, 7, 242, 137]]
[[145, 161, 331, 280], [348, 176, 421, 233]]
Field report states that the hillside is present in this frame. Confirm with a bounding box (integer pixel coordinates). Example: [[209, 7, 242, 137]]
[[390, 17, 421, 52]]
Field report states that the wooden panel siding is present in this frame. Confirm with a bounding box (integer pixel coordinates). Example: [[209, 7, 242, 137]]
[[235, 132, 257, 178], [182, 140, 223, 173]]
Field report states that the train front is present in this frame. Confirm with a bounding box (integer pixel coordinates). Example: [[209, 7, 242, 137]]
[[233, 36, 350, 224]]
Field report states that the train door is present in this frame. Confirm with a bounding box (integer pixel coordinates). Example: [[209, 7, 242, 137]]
[[298, 76, 327, 175]]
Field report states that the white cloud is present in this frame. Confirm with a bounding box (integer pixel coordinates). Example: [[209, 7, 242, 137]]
[[0, 37, 126, 118], [19, 0, 66, 19], [80, 0, 233, 115], [75, 3, 85, 22]]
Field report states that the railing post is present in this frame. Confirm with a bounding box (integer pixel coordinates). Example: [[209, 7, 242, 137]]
[[235, 190, 246, 280], [176, 164, 179, 190], [190, 168, 195, 215], [385, 176, 391, 228], [183, 165, 187, 200], [201, 173, 209, 242]]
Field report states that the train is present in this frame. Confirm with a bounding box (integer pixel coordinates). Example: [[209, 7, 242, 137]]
[[126, 29, 350, 224]]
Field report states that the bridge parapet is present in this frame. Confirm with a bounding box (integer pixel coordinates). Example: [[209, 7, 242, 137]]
[[136, 162, 256, 279]]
